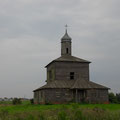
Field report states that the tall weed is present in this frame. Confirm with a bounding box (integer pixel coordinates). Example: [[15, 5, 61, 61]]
[[58, 111, 68, 120]]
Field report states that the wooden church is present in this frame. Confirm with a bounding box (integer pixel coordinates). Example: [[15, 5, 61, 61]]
[[33, 29, 109, 104]]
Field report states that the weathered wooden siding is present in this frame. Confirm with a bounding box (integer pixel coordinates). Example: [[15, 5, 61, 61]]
[[86, 89, 109, 103], [34, 88, 108, 104], [34, 90, 45, 104], [44, 88, 73, 103], [46, 62, 89, 83], [61, 41, 72, 56], [55, 62, 89, 81], [47, 63, 56, 83]]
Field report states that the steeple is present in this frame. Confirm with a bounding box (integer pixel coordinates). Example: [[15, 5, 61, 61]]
[[61, 27, 72, 56], [61, 29, 72, 41]]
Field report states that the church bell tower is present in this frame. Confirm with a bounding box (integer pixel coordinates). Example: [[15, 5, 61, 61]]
[[61, 29, 72, 56]]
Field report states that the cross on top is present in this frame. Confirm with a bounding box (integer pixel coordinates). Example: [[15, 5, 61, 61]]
[[65, 24, 68, 30]]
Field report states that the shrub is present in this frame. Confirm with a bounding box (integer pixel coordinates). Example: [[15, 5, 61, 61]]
[[109, 92, 118, 103], [116, 93, 120, 103], [45, 101, 53, 105], [12, 98, 22, 105], [30, 99, 34, 104]]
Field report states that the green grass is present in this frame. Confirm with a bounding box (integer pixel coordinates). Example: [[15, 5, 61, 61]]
[[0, 102, 120, 120], [0, 101, 12, 105], [0, 102, 120, 113]]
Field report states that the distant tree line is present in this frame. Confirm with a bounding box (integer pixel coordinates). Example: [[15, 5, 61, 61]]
[[12, 98, 34, 105], [12, 98, 22, 105], [109, 92, 120, 103]]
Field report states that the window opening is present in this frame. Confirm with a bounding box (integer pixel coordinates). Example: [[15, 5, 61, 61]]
[[49, 70, 52, 79], [70, 72, 74, 80], [66, 48, 68, 54]]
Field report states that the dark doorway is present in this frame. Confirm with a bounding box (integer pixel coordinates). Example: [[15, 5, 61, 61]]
[[73, 90, 86, 103], [78, 90, 85, 102]]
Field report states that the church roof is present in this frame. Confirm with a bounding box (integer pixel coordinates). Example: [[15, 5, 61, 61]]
[[45, 55, 91, 67], [34, 80, 74, 91], [71, 79, 109, 89], [33, 79, 109, 92], [54, 55, 90, 63]]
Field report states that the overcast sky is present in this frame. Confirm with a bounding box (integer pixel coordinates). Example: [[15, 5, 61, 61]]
[[0, 0, 120, 98]]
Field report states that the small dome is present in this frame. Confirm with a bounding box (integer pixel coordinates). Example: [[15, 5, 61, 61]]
[[61, 30, 72, 41]]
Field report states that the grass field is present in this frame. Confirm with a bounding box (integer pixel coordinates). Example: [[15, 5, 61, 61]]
[[0, 101, 120, 120]]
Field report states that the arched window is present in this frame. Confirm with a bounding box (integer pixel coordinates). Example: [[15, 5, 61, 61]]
[[66, 48, 68, 54]]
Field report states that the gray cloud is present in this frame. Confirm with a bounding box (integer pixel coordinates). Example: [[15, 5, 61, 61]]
[[0, 0, 120, 98]]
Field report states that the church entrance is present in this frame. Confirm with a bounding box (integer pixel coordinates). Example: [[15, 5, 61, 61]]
[[77, 90, 86, 103], [73, 89, 86, 103]]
